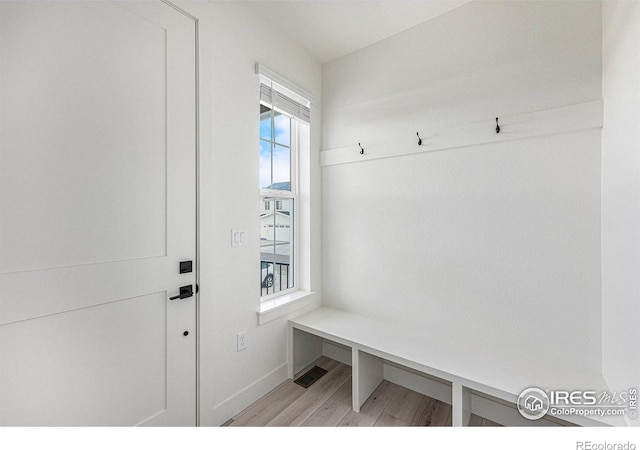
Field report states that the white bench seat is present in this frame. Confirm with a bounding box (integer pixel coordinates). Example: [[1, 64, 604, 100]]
[[288, 306, 624, 427]]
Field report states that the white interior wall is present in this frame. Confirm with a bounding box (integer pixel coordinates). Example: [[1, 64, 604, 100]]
[[321, 1, 603, 374], [175, 1, 322, 426], [167, 0, 638, 427], [601, 1, 640, 427], [322, 1, 602, 150]]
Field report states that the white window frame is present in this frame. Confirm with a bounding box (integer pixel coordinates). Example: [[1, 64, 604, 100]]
[[256, 64, 316, 323], [259, 72, 304, 302]]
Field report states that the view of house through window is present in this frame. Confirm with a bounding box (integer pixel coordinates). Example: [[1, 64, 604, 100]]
[[259, 73, 309, 298], [260, 195, 293, 296]]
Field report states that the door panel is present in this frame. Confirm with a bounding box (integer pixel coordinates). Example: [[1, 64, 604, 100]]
[[0, 0, 168, 273], [0, 293, 167, 426], [0, 1, 196, 426]]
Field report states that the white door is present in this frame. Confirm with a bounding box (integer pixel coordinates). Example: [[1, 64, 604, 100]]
[[0, 1, 197, 426]]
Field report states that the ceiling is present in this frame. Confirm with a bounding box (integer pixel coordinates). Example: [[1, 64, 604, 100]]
[[242, 1, 471, 64]]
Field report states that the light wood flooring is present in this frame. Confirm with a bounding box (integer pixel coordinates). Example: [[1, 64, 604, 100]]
[[223, 356, 501, 427]]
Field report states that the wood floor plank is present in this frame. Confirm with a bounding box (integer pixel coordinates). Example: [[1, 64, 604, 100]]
[[383, 385, 425, 423], [410, 396, 452, 426], [266, 363, 351, 426], [468, 414, 483, 426], [482, 418, 502, 427], [302, 376, 352, 426], [409, 396, 436, 426], [429, 399, 452, 426], [230, 379, 306, 426], [373, 412, 409, 427], [338, 380, 400, 427], [445, 412, 452, 426], [231, 356, 340, 426], [224, 356, 494, 428]]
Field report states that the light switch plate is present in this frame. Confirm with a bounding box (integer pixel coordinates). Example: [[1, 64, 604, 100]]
[[231, 229, 247, 247]]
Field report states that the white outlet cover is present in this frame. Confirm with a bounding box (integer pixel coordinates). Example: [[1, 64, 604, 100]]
[[237, 331, 247, 351]]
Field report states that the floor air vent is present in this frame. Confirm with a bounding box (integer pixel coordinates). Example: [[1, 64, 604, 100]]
[[294, 365, 328, 389]]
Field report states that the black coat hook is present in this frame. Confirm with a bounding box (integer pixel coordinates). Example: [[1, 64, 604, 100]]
[[495, 117, 501, 134], [416, 132, 422, 146], [359, 143, 364, 155]]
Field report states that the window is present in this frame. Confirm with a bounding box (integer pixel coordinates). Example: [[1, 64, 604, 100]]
[[259, 71, 310, 299]]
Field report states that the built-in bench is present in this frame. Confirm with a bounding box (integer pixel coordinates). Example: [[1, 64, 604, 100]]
[[288, 306, 624, 427]]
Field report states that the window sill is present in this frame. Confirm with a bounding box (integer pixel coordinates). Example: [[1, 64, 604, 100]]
[[257, 290, 318, 326]]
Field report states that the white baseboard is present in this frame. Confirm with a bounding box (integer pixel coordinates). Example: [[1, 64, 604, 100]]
[[209, 362, 289, 426]]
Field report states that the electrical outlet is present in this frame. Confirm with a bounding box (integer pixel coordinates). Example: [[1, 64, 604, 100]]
[[237, 331, 247, 352]]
